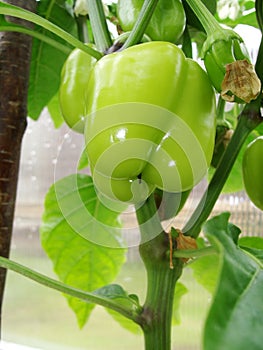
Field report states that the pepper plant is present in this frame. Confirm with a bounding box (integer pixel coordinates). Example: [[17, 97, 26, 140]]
[[0, 0, 263, 349]]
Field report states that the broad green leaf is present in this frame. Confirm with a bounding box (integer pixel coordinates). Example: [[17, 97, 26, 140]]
[[239, 236, 263, 249], [40, 174, 126, 328], [28, 0, 77, 120], [172, 282, 188, 325], [189, 253, 220, 295], [203, 212, 263, 350], [239, 236, 263, 263], [47, 93, 64, 128]]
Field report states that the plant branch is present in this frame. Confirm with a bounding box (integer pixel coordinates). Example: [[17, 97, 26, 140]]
[[0, 21, 71, 54], [185, 0, 222, 35], [173, 246, 217, 259], [121, 0, 159, 50], [0, 2, 102, 59], [86, 0, 112, 52], [183, 98, 263, 238], [0, 256, 141, 324]]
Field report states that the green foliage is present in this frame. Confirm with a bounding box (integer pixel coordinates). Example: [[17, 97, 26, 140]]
[[47, 93, 64, 128], [40, 174, 126, 327], [77, 148, 89, 170], [189, 240, 220, 294], [27, 0, 77, 120], [172, 282, 188, 325], [203, 212, 263, 350], [215, 0, 258, 28], [239, 236, 263, 263]]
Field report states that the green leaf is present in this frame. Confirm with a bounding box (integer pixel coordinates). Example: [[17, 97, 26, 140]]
[[100, 284, 142, 335], [217, 11, 258, 28], [77, 148, 89, 170], [239, 236, 263, 249], [94, 284, 141, 310], [189, 252, 220, 295], [215, 0, 258, 28], [47, 93, 64, 129], [28, 0, 77, 120], [239, 236, 263, 263], [106, 308, 142, 334], [203, 212, 263, 350], [172, 282, 188, 325], [40, 174, 126, 328]]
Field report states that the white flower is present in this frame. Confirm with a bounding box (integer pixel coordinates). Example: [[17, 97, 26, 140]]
[[74, 0, 89, 16], [218, 0, 240, 20], [74, 0, 109, 17]]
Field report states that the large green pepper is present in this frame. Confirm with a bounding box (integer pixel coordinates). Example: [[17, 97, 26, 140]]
[[242, 136, 263, 211], [117, 0, 186, 43], [59, 47, 97, 133], [85, 41, 216, 204]]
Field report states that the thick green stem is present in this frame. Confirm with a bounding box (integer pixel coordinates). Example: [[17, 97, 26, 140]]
[[185, 0, 222, 35], [121, 0, 159, 50], [141, 262, 182, 349], [86, 0, 112, 52], [136, 195, 183, 350], [183, 99, 262, 238]]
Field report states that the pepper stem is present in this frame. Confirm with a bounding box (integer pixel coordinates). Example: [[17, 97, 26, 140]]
[[86, 0, 112, 52], [185, 0, 222, 35], [121, 0, 159, 50]]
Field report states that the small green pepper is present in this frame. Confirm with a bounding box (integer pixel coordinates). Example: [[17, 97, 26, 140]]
[[117, 0, 186, 43], [202, 30, 261, 103], [185, 0, 261, 103]]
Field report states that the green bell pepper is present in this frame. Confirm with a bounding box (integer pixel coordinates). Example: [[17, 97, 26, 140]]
[[242, 136, 263, 211], [59, 47, 97, 133], [117, 0, 186, 43], [84, 41, 216, 204]]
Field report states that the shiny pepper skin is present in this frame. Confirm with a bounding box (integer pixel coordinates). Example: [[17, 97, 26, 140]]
[[59, 47, 97, 133], [242, 136, 263, 211], [84, 41, 216, 204]]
